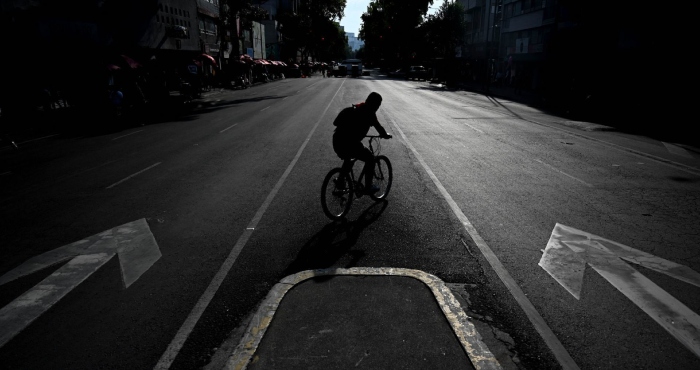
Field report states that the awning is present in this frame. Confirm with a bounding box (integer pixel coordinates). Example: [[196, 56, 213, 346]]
[[201, 53, 217, 66]]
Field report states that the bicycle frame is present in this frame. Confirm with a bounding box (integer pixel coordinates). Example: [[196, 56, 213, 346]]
[[341, 136, 383, 196]]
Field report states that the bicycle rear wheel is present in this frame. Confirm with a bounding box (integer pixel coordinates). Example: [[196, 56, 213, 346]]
[[370, 155, 392, 201], [321, 168, 354, 220]]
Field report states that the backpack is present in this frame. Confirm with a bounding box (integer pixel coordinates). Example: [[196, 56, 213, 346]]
[[333, 105, 357, 127]]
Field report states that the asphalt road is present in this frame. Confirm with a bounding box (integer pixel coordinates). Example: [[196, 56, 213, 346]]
[[1, 71, 699, 370]]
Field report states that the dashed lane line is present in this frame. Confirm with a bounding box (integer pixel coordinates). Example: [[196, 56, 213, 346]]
[[105, 162, 161, 189], [220, 124, 238, 133], [534, 159, 593, 187], [112, 130, 144, 140]]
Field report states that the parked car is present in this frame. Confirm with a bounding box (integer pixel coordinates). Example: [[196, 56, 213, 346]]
[[387, 67, 407, 78], [406, 65, 428, 81]]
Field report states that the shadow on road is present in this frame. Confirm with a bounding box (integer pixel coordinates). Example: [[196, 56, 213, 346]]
[[283, 200, 389, 277]]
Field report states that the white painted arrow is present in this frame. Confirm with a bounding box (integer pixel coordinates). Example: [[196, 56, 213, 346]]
[[539, 223, 700, 358], [0, 218, 161, 348]]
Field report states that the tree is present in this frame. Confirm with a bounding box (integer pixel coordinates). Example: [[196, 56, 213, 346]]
[[419, 0, 465, 60], [359, 0, 435, 69], [277, 0, 348, 63]]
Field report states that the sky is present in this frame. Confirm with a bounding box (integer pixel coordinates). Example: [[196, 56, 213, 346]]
[[339, 0, 445, 37]]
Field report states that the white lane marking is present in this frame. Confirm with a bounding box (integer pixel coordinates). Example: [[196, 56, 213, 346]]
[[1, 171, 10, 176], [106, 162, 161, 189], [154, 78, 349, 370], [534, 159, 593, 187], [389, 118, 580, 370], [662, 142, 694, 158], [0, 219, 161, 348], [17, 134, 59, 145], [540, 223, 700, 357], [79, 161, 118, 175], [0, 254, 112, 348], [458, 120, 484, 134], [112, 130, 144, 140], [220, 123, 238, 133], [307, 80, 322, 90], [260, 106, 270, 112]]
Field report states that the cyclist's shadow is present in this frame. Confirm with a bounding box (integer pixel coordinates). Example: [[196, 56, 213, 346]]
[[283, 200, 389, 276]]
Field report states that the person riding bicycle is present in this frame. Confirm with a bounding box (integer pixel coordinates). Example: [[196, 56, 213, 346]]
[[332, 92, 392, 195]]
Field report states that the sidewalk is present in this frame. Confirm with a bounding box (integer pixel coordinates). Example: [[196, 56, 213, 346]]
[[447, 79, 699, 149], [207, 268, 505, 370]]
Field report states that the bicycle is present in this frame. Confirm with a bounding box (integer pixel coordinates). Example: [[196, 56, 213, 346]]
[[321, 135, 393, 220]]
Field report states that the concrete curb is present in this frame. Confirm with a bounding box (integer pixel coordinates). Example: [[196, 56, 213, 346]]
[[222, 267, 503, 370]]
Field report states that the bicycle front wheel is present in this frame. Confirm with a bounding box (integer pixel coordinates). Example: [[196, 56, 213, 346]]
[[370, 155, 393, 201], [321, 168, 354, 220]]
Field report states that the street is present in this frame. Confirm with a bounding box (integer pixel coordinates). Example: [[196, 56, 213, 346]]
[[1, 71, 699, 370]]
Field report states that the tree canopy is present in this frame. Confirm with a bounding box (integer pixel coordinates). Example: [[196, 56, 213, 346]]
[[277, 0, 348, 62], [359, 0, 439, 68], [418, 1, 465, 61]]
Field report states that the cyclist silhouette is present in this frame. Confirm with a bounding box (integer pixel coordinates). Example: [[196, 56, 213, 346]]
[[332, 92, 392, 194]]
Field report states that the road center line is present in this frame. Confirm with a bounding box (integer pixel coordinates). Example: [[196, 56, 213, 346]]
[[454, 119, 484, 134], [17, 134, 59, 144], [220, 123, 238, 133], [388, 117, 580, 370], [106, 162, 161, 189], [112, 130, 144, 140], [154, 78, 348, 370], [534, 159, 593, 187], [260, 106, 270, 112]]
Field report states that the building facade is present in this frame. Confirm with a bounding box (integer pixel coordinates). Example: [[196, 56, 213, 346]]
[[346, 33, 364, 52]]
